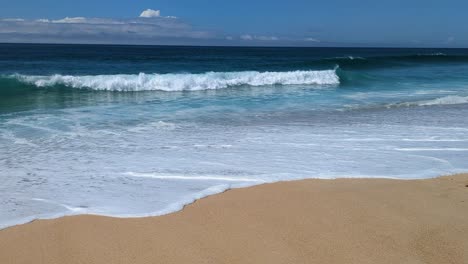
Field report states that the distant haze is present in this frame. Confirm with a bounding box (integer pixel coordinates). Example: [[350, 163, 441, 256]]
[[0, 0, 466, 47]]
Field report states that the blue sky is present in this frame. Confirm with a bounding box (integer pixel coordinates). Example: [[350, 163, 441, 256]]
[[0, 0, 466, 47]]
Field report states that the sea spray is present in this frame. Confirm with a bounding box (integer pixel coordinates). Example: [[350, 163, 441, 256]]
[[13, 70, 340, 91]]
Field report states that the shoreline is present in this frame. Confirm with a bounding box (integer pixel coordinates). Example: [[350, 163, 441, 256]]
[[1, 174, 468, 263], [0, 173, 463, 232]]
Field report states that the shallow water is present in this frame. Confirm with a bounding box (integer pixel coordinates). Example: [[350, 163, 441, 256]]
[[1, 44, 468, 229]]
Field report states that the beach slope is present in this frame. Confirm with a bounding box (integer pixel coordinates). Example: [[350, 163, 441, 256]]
[[1, 174, 467, 264]]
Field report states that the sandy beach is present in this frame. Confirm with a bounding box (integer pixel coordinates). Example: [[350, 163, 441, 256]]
[[0, 174, 467, 264]]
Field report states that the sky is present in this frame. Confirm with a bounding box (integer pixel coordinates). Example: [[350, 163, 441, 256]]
[[0, 0, 467, 47]]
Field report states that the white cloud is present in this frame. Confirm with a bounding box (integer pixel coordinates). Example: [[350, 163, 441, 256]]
[[446, 36, 455, 44], [140, 9, 161, 18], [240, 34, 278, 41], [52, 17, 88, 23], [256, 36, 278, 41], [240, 34, 253, 40], [0, 14, 215, 44], [0, 11, 309, 45], [49, 17, 126, 25], [304, 37, 320, 42], [1, 18, 25, 22]]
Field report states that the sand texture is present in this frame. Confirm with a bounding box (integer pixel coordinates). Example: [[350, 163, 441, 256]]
[[1, 174, 467, 264]]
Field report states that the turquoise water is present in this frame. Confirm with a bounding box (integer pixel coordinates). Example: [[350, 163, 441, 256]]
[[1, 44, 468, 228]]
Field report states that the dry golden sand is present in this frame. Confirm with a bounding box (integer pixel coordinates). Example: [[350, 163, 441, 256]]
[[1, 174, 468, 264]]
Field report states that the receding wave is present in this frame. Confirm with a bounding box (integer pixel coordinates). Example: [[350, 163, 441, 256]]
[[343, 95, 468, 112], [383, 95, 468, 109], [402, 95, 468, 107], [11, 70, 340, 91]]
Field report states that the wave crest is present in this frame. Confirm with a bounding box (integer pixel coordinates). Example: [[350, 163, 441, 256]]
[[14, 70, 339, 91]]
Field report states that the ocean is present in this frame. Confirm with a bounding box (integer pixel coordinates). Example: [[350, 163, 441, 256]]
[[1, 43, 468, 229]]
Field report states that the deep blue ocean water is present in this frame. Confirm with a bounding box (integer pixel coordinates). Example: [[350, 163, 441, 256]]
[[1, 44, 468, 228]]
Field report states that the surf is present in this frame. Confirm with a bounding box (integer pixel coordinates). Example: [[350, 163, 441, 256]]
[[11, 69, 340, 91]]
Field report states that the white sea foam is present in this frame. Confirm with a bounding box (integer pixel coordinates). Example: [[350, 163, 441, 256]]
[[415, 95, 468, 106], [120, 184, 234, 217], [339, 56, 366, 60], [0, 185, 236, 230], [14, 70, 340, 91], [2, 79, 468, 231], [31, 198, 88, 213], [387, 95, 468, 108], [417, 53, 446, 56], [125, 172, 265, 182], [395, 147, 468, 151]]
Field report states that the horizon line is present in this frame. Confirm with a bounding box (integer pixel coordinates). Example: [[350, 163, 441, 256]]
[[1, 42, 467, 50]]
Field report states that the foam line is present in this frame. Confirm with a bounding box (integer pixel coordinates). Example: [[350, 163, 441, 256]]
[[125, 172, 265, 182], [13, 70, 339, 91], [395, 148, 468, 151]]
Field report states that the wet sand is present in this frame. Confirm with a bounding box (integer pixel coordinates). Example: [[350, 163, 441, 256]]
[[1, 174, 467, 264]]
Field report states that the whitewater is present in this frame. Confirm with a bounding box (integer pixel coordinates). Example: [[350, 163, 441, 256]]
[[14, 69, 340, 91], [1, 44, 468, 230]]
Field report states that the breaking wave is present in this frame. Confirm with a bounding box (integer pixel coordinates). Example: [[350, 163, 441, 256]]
[[12, 69, 340, 91]]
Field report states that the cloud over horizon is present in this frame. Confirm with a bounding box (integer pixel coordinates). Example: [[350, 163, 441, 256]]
[[0, 1, 465, 48], [0, 9, 216, 45], [239, 34, 279, 41], [139, 9, 161, 18], [0, 9, 326, 46]]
